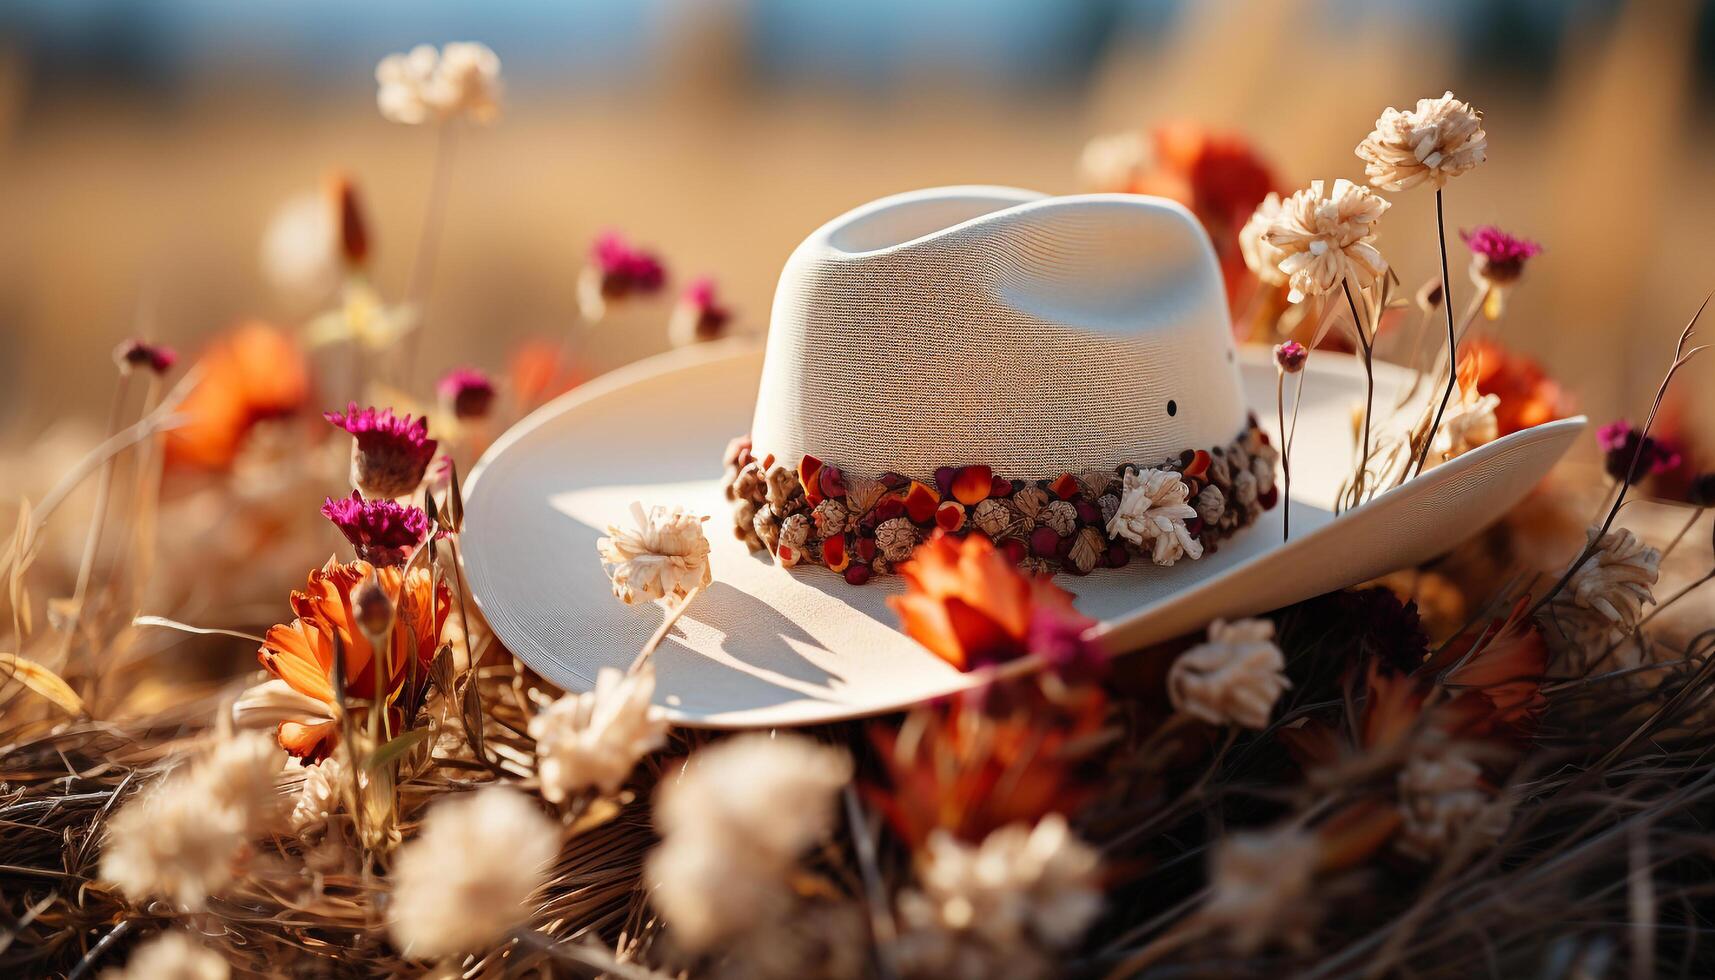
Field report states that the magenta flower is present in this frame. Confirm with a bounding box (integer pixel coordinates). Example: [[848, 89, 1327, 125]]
[[436, 367, 496, 420], [113, 339, 178, 375], [1597, 419, 1682, 484], [1272, 340, 1308, 373], [590, 231, 666, 300], [325, 403, 438, 499], [321, 491, 431, 566], [1461, 226, 1542, 285], [1026, 605, 1107, 682], [669, 276, 733, 347]]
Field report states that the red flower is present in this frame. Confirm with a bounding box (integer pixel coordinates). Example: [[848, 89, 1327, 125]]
[[165, 322, 309, 470], [1461, 338, 1571, 437]]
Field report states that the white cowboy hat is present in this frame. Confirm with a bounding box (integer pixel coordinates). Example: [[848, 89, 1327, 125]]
[[460, 187, 1584, 728]]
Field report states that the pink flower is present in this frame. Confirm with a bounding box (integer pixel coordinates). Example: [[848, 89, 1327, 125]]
[[1273, 340, 1308, 373], [325, 403, 438, 499], [1461, 226, 1541, 285], [321, 491, 431, 566], [1597, 419, 1682, 484], [1027, 604, 1106, 682], [590, 231, 666, 299], [436, 367, 496, 420], [668, 276, 733, 347], [113, 339, 178, 375]]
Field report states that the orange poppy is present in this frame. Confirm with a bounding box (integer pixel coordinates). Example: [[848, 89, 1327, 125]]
[[258, 557, 449, 760], [888, 532, 1084, 671], [1460, 338, 1570, 437], [165, 322, 310, 469]]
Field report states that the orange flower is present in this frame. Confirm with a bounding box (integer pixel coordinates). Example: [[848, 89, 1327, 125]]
[[1460, 338, 1570, 437], [868, 686, 1107, 847], [1424, 597, 1547, 737], [508, 339, 584, 411], [258, 558, 449, 760], [888, 533, 1085, 671], [165, 322, 310, 469]]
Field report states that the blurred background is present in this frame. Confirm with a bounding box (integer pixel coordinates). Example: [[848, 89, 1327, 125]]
[[1, 0, 1712, 444]]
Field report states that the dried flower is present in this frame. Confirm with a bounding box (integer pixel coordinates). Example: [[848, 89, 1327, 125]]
[[261, 189, 340, 302], [290, 757, 354, 837], [327, 171, 369, 269], [876, 516, 922, 564], [1273, 339, 1308, 373], [1203, 826, 1321, 954], [1239, 192, 1289, 287], [99, 931, 230, 980], [648, 734, 853, 950], [1462, 226, 1541, 287], [99, 733, 285, 912], [1263, 179, 1391, 303], [1461, 338, 1570, 436], [113, 338, 177, 375], [375, 42, 502, 126], [258, 559, 448, 760], [578, 230, 667, 321], [165, 323, 309, 470], [889, 533, 1085, 671], [1077, 131, 1150, 191], [1597, 419, 1682, 484], [1562, 527, 1660, 631], [1356, 91, 1487, 192], [1396, 747, 1509, 860], [1429, 381, 1500, 465], [668, 276, 733, 347], [389, 787, 558, 958], [320, 491, 431, 566], [1026, 600, 1106, 681], [1168, 618, 1291, 729], [1106, 467, 1203, 566], [436, 366, 496, 420], [529, 665, 669, 801], [597, 502, 712, 605], [325, 403, 438, 500], [908, 815, 1101, 950], [305, 282, 417, 353]]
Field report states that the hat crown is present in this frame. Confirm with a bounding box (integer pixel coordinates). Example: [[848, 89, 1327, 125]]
[[751, 187, 1245, 480]]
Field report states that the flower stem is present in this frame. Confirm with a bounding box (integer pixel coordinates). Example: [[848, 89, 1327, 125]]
[[1277, 369, 1291, 540], [1413, 188, 1460, 478], [629, 586, 702, 675], [399, 121, 459, 384], [1659, 506, 1705, 562], [61, 371, 133, 667], [1342, 278, 1374, 505]]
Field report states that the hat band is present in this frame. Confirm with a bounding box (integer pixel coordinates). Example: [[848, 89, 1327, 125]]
[[720, 416, 1279, 583]]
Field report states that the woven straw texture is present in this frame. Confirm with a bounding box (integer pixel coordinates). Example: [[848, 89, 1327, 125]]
[[750, 187, 1246, 480]]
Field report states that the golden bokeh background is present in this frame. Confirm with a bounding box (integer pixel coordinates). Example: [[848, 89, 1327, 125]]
[[0, 0, 1711, 447]]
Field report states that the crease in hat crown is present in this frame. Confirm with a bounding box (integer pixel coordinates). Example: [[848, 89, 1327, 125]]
[[749, 186, 1247, 481]]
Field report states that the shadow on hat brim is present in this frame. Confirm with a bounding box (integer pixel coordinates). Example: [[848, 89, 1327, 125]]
[[461, 340, 1584, 728]]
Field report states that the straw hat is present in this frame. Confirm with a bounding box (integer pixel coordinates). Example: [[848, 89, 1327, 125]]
[[461, 187, 1583, 727]]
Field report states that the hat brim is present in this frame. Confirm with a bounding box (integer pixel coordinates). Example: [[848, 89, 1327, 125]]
[[461, 340, 1584, 728]]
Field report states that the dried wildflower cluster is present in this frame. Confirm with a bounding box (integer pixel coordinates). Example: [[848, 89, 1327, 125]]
[[722, 418, 1279, 585]]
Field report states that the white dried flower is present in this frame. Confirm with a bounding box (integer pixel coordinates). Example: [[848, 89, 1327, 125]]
[[1562, 527, 1660, 630], [647, 734, 852, 950], [530, 665, 669, 802], [1238, 192, 1289, 286], [259, 190, 338, 304], [1396, 747, 1509, 860], [290, 756, 360, 837], [876, 516, 921, 564], [910, 815, 1102, 950], [101, 781, 246, 912], [1356, 91, 1487, 192], [389, 787, 559, 958], [1077, 131, 1149, 191], [1106, 467, 1203, 566], [99, 931, 230, 980], [376, 42, 503, 126], [597, 502, 712, 605], [99, 733, 285, 911], [1263, 179, 1390, 303], [1168, 618, 1291, 729], [1204, 826, 1321, 954], [1429, 382, 1500, 465]]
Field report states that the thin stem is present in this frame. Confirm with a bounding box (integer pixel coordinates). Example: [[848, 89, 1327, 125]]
[[399, 122, 459, 384], [628, 586, 702, 674], [60, 371, 133, 664], [1277, 369, 1291, 540], [1342, 278, 1374, 506], [1414, 188, 1462, 477], [1659, 507, 1705, 562]]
